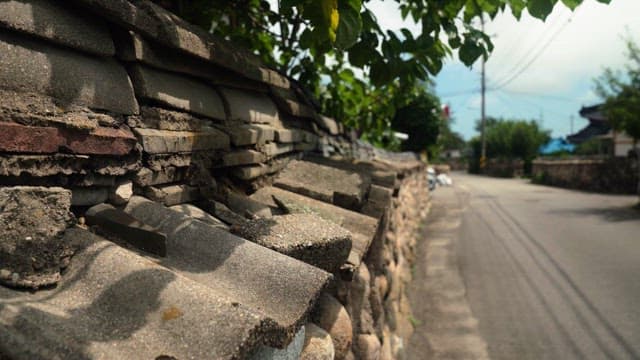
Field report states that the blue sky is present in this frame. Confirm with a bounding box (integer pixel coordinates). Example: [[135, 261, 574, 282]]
[[368, 0, 640, 140]]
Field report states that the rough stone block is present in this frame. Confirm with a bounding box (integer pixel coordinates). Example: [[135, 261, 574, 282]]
[[232, 155, 298, 180], [144, 184, 200, 206], [0, 32, 138, 115], [169, 204, 228, 230], [0, 0, 115, 56], [0, 227, 268, 360], [300, 323, 335, 360], [109, 181, 133, 205], [71, 187, 109, 206], [129, 106, 217, 131], [124, 196, 331, 347], [250, 187, 379, 271], [232, 214, 351, 273], [116, 32, 270, 93], [221, 88, 280, 124], [274, 160, 372, 211], [226, 192, 273, 218], [0, 186, 74, 289], [85, 203, 167, 256], [133, 127, 230, 154], [0, 153, 141, 178], [316, 116, 340, 135], [195, 199, 247, 226], [133, 167, 187, 187], [70, 0, 290, 87], [362, 185, 393, 219], [224, 124, 276, 146], [250, 326, 306, 360], [356, 334, 381, 360], [313, 294, 353, 360], [275, 128, 305, 143], [129, 65, 226, 120], [263, 143, 296, 158], [223, 150, 266, 167]]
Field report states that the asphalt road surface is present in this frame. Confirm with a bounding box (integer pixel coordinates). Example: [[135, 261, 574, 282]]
[[408, 173, 640, 360]]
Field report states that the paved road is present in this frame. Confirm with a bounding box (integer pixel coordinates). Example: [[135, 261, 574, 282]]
[[408, 173, 640, 360]]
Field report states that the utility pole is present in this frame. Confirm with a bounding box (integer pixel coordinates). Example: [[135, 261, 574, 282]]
[[570, 115, 574, 134], [480, 15, 487, 171]]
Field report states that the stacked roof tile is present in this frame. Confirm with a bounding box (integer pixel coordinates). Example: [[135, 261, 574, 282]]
[[0, 1, 429, 359]]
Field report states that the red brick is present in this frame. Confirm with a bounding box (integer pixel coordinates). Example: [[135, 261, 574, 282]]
[[0, 122, 137, 155], [0, 122, 63, 153], [62, 127, 137, 155]]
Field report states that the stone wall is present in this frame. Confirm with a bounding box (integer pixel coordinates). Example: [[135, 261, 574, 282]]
[[532, 158, 638, 194], [0, 1, 430, 359]]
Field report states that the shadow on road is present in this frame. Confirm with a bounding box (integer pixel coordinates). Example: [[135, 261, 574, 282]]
[[548, 205, 640, 223]]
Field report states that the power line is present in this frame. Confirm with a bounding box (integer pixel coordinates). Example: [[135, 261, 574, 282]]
[[490, 12, 575, 90]]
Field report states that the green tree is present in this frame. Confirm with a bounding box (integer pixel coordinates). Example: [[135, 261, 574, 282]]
[[154, 0, 605, 146], [469, 117, 550, 173], [595, 37, 640, 200]]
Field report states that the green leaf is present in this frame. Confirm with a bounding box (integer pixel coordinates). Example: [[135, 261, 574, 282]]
[[527, 0, 556, 20], [560, 0, 581, 10], [459, 40, 484, 66], [508, 0, 526, 19], [348, 41, 375, 67], [299, 28, 314, 49], [370, 60, 392, 87], [336, 7, 362, 49]]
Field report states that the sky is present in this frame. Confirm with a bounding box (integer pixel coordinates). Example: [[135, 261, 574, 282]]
[[367, 0, 640, 140]]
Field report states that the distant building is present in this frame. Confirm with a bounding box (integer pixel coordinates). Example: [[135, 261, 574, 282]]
[[567, 104, 637, 157]]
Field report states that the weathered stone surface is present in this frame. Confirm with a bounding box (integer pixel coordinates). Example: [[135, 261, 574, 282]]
[[85, 203, 167, 256], [232, 155, 299, 181], [128, 106, 217, 131], [0, 0, 115, 56], [70, 0, 290, 87], [223, 124, 276, 146], [263, 143, 296, 158], [313, 294, 353, 360], [134, 167, 186, 187], [169, 204, 228, 230], [129, 65, 226, 120], [348, 263, 375, 335], [221, 88, 280, 124], [0, 227, 268, 360], [195, 199, 247, 226], [144, 184, 200, 206], [226, 192, 273, 218], [306, 156, 399, 190], [233, 214, 352, 272], [295, 141, 318, 152], [250, 186, 379, 271], [274, 160, 372, 211], [0, 187, 74, 289], [250, 326, 306, 360], [0, 122, 137, 155], [124, 196, 331, 347], [0, 32, 138, 115], [0, 122, 60, 153], [355, 334, 381, 360], [0, 154, 141, 178], [223, 150, 266, 167], [71, 187, 109, 206], [116, 32, 270, 93], [274, 98, 317, 119], [133, 127, 229, 154], [300, 323, 335, 360], [275, 128, 305, 143], [316, 116, 340, 135], [109, 181, 133, 205], [362, 185, 393, 219]]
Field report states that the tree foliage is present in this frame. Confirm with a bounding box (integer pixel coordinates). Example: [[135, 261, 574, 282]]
[[470, 117, 550, 161], [595, 37, 640, 143], [154, 0, 599, 148]]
